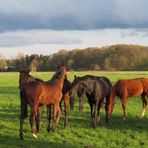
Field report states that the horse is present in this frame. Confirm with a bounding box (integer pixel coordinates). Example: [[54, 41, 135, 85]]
[[19, 64, 67, 139], [69, 75, 112, 128], [47, 76, 74, 131], [19, 69, 44, 133], [73, 75, 113, 112], [19, 69, 74, 134], [108, 78, 148, 120]]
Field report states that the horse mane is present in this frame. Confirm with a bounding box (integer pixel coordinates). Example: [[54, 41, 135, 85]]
[[49, 67, 65, 84], [19, 71, 43, 89]]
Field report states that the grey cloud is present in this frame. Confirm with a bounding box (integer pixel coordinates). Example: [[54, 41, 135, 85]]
[[0, 30, 82, 47], [0, 0, 148, 32]]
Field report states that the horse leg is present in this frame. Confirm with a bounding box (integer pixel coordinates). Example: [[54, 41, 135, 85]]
[[52, 103, 59, 132], [19, 99, 28, 140], [105, 95, 110, 124], [46, 105, 52, 132], [56, 105, 61, 124], [79, 96, 84, 112], [35, 106, 42, 133], [70, 95, 74, 111], [60, 99, 63, 111], [30, 106, 38, 138], [141, 94, 147, 117], [88, 101, 94, 127], [97, 101, 102, 122], [121, 96, 127, 119], [93, 101, 99, 129], [64, 94, 69, 128]]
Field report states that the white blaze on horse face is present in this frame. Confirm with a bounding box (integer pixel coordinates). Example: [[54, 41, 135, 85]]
[[141, 108, 146, 117], [32, 133, 38, 139]]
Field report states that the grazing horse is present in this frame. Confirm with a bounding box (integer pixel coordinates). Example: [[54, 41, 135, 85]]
[[108, 78, 148, 120], [69, 76, 111, 128], [73, 75, 113, 112], [19, 64, 67, 139]]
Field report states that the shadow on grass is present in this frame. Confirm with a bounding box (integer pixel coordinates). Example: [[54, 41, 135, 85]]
[[68, 110, 148, 132], [0, 86, 19, 94], [1, 106, 148, 136], [0, 135, 75, 148]]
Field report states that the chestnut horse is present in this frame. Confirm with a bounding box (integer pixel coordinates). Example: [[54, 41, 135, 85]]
[[46, 76, 74, 132], [19, 65, 66, 139], [108, 78, 148, 119], [69, 76, 111, 128], [19, 70, 74, 135]]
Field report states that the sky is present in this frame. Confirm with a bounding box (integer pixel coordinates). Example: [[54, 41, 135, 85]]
[[0, 0, 148, 58]]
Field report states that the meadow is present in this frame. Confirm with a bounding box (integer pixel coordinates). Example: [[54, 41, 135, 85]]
[[0, 71, 148, 148]]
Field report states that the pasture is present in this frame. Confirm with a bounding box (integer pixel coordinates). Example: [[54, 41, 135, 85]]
[[0, 71, 148, 148]]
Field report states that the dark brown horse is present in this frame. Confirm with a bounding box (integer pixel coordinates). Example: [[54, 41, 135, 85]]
[[69, 76, 112, 128], [19, 64, 67, 139], [19, 69, 44, 133], [108, 78, 148, 119], [73, 75, 113, 112]]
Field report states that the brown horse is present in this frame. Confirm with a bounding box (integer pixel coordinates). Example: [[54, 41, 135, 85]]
[[46, 76, 74, 132], [19, 69, 74, 134], [108, 78, 148, 119], [19, 69, 45, 134], [19, 64, 67, 139]]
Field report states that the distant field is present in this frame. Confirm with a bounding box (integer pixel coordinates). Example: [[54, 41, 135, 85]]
[[0, 71, 148, 148]]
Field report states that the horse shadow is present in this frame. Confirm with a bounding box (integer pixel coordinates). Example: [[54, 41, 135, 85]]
[[67, 110, 148, 132], [0, 135, 75, 148]]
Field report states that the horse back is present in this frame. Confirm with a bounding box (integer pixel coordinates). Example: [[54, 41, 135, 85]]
[[115, 79, 143, 97], [140, 78, 148, 94]]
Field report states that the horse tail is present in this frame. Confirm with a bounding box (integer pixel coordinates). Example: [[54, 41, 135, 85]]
[[20, 90, 28, 119], [69, 95, 74, 111]]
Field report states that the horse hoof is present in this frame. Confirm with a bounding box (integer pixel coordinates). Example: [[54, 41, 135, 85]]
[[32, 133, 38, 139]]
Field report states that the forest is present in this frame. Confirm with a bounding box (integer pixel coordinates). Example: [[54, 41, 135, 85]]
[[1, 44, 148, 71]]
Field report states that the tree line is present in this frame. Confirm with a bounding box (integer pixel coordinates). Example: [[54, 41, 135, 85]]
[[1, 44, 148, 71]]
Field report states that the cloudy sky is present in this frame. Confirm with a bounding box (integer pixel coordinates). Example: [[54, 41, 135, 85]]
[[0, 0, 148, 58]]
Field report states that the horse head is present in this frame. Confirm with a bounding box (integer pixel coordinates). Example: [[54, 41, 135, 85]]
[[55, 63, 67, 80], [19, 69, 35, 89]]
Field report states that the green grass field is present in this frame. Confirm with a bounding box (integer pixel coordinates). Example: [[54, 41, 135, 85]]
[[0, 71, 148, 148]]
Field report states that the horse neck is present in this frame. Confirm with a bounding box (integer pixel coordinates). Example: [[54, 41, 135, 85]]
[[109, 87, 116, 107], [56, 75, 65, 90], [71, 81, 81, 95]]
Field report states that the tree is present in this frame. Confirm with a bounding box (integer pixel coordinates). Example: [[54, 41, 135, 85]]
[[0, 54, 7, 71]]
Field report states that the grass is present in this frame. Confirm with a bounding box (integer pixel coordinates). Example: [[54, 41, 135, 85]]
[[0, 71, 148, 148]]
